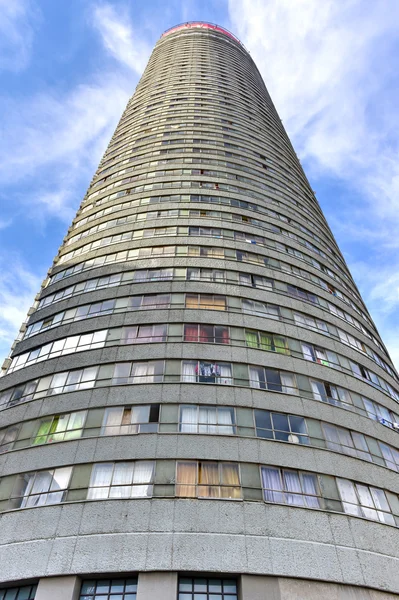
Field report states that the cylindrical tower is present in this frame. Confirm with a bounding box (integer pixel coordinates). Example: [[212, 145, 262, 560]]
[[1, 21, 399, 600]]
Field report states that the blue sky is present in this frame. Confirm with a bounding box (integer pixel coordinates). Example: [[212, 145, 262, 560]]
[[1, 0, 399, 369]]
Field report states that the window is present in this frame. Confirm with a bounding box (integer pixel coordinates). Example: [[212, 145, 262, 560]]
[[239, 272, 273, 290], [249, 367, 297, 394], [0, 424, 20, 453], [184, 324, 230, 343], [255, 410, 308, 444], [32, 411, 87, 445], [121, 324, 167, 344], [181, 361, 232, 385], [101, 405, 160, 435], [187, 267, 225, 282], [337, 479, 395, 525], [322, 424, 372, 461], [261, 467, 321, 508], [311, 380, 351, 407], [79, 579, 137, 599], [11, 467, 72, 508], [178, 577, 237, 599], [185, 293, 226, 310], [180, 405, 235, 434], [48, 367, 99, 394], [87, 461, 154, 499], [0, 585, 37, 600], [245, 330, 288, 354], [242, 299, 279, 319], [176, 461, 241, 499], [112, 361, 164, 384]]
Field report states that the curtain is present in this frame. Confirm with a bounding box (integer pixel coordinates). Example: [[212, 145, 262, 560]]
[[245, 331, 258, 349], [302, 344, 315, 362], [180, 405, 198, 433], [101, 407, 124, 436], [131, 461, 154, 497], [23, 471, 53, 507], [283, 470, 303, 506], [217, 408, 235, 435], [109, 462, 134, 498], [356, 484, 378, 521], [49, 415, 70, 442], [337, 428, 357, 458], [259, 333, 272, 351], [261, 467, 284, 503], [198, 462, 219, 498], [176, 462, 196, 497], [280, 373, 298, 395], [182, 361, 197, 383], [336, 478, 361, 516], [32, 419, 52, 445], [249, 367, 261, 388], [88, 463, 113, 499], [199, 406, 217, 434], [122, 326, 138, 344], [274, 336, 288, 354], [199, 325, 213, 342], [132, 363, 151, 383], [322, 424, 341, 453], [301, 473, 320, 508], [137, 326, 153, 343], [219, 364, 232, 385], [131, 405, 150, 434], [64, 410, 86, 440], [370, 487, 395, 525], [184, 325, 199, 342], [219, 463, 241, 499]]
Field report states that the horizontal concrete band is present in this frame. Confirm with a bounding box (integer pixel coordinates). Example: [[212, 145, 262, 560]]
[[1, 500, 399, 592]]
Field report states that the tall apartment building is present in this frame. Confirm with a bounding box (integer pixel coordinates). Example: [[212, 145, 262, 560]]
[[0, 21, 399, 600]]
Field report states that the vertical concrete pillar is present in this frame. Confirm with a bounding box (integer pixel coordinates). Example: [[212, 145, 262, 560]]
[[35, 576, 81, 600], [240, 575, 281, 600], [137, 572, 178, 600]]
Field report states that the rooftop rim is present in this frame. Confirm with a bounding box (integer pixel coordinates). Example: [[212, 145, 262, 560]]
[[161, 21, 246, 49]]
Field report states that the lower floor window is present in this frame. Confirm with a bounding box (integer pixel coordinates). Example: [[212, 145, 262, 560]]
[[178, 577, 237, 599], [11, 467, 72, 508], [80, 578, 137, 599], [337, 478, 396, 525], [176, 461, 241, 499], [0, 585, 37, 600], [87, 461, 154, 499], [261, 466, 321, 508]]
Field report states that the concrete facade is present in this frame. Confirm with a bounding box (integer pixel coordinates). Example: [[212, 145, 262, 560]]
[[0, 20, 398, 599]]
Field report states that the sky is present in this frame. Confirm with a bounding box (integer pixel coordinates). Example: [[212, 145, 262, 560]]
[[1, 0, 399, 369]]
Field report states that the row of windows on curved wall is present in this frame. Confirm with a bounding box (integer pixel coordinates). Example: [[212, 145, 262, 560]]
[[57, 231, 366, 329], [98, 119, 313, 209], [66, 210, 336, 284], [102, 118, 305, 195], [20, 313, 397, 396], [2, 360, 398, 432], [87, 150, 325, 236], [0, 459, 397, 527], [37, 274, 385, 364], [116, 76, 296, 169], [118, 82, 302, 184], [1, 402, 399, 474], [59, 218, 338, 285], [37, 266, 389, 374], [115, 79, 296, 164], [0, 585, 37, 600], [95, 141, 316, 232], [72, 194, 332, 263], [74, 194, 354, 308], [58, 217, 353, 307], [92, 136, 322, 225], [87, 144, 327, 234]]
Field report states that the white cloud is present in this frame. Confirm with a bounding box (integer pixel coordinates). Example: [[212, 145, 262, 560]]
[[0, 75, 132, 222], [92, 2, 151, 73], [0, 0, 37, 71], [0, 256, 42, 364]]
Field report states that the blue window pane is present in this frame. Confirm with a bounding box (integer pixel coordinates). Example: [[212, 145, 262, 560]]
[[223, 581, 237, 593], [96, 581, 111, 593], [4, 591, 17, 600], [178, 594, 192, 600], [81, 582, 96, 594], [125, 581, 137, 593], [110, 580, 124, 593]]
